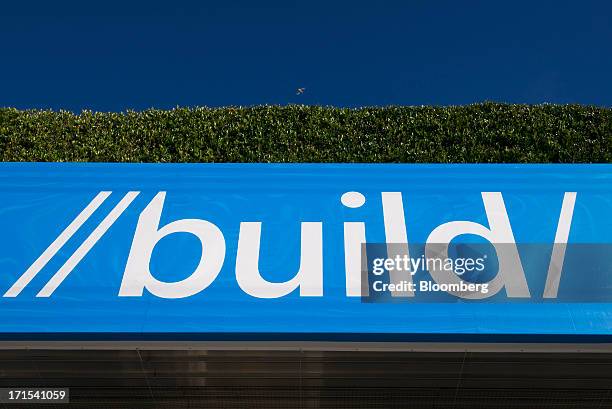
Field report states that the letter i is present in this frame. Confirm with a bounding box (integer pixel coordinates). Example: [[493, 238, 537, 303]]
[[341, 192, 367, 297]]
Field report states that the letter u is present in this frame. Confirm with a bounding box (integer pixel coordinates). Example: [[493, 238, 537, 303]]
[[235, 222, 323, 298]]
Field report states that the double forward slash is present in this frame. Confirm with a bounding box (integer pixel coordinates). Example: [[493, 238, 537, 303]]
[[3, 191, 140, 298]]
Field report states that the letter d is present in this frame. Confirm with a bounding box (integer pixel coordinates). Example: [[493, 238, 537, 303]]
[[425, 192, 529, 299], [119, 192, 226, 298]]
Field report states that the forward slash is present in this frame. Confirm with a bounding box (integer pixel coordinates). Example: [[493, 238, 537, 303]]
[[3, 191, 112, 298], [36, 191, 140, 297]]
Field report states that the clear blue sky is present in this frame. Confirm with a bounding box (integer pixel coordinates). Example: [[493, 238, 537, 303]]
[[1, 0, 611, 111]]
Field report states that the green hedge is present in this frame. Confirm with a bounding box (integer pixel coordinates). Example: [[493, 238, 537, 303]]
[[0, 103, 611, 163]]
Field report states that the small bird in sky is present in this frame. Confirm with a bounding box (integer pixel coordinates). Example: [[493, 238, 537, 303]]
[[296, 87, 306, 95]]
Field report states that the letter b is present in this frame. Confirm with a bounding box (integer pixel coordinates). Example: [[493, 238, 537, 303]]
[[119, 192, 226, 298]]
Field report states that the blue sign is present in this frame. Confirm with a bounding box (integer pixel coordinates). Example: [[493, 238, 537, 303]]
[[0, 163, 611, 341]]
